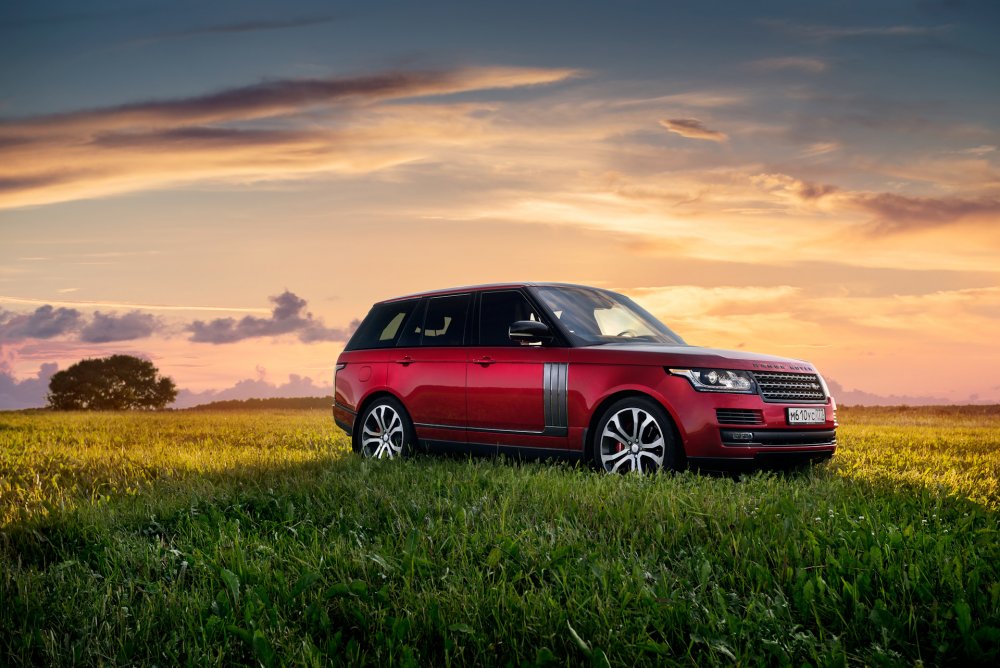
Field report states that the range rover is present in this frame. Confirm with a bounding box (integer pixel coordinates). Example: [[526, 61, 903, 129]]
[[333, 283, 836, 472]]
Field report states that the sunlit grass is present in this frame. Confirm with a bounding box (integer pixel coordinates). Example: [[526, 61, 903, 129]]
[[834, 406, 1000, 510], [1, 407, 997, 665]]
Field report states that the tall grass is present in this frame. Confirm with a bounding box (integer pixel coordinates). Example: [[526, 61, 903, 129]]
[[1, 408, 998, 665]]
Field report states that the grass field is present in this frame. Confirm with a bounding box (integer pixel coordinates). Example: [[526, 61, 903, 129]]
[[1, 407, 998, 666]]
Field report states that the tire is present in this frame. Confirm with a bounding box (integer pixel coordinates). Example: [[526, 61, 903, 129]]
[[354, 396, 416, 459], [592, 396, 682, 473]]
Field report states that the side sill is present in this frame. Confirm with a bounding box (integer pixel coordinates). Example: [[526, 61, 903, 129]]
[[422, 439, 582, 462], [417, 422, 568, 438]]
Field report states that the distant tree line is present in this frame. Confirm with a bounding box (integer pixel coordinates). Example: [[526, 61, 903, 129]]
[[186, 396, 333, 411]]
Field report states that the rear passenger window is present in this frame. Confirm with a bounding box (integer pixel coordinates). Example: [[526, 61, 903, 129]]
[[344, 300, 417, 350], [397, 294, 471, 347], [480, 291, 543, 346]]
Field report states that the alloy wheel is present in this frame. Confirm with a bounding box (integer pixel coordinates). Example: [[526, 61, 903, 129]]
[[598, 406, 666, 473], [361, 404, 405, 459]]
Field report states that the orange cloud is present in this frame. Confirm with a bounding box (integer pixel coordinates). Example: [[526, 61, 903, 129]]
[[658, 118, 728, 142], [0, 66, 578, 209]]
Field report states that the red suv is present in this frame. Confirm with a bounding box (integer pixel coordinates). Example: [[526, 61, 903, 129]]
[[333, 283, 836, 472]]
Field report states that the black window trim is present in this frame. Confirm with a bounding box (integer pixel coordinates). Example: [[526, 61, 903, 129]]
[[344, 298, 420, 351], [473, 288, 568, 348], [396, 292, 474, 348]]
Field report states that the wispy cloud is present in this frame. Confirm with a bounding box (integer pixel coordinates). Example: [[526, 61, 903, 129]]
[[750, 171, 1000, 234], [751, 173, 840, 202], [761, 19, 936, 41], [852, 193, 1000, 234], [658, 118, 728, 142], [799, 141, 841, 157], [129, 15, 342, 47], [0, 296, 269, 313], [0, 65, 578, 209], [2, 67, 577, 134], [749, 56, 828, 73]]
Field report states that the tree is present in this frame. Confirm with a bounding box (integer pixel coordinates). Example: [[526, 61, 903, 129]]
[[47, 355, 177, 410]]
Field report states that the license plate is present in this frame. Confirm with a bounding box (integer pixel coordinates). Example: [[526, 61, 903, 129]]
[[787, 407, 826, 425]]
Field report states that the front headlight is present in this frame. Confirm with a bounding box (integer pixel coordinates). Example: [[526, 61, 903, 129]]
[[668, 368, 756, 394]]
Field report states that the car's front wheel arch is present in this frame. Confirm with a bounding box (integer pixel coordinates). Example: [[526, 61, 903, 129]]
[[584, 390, 686, 471]]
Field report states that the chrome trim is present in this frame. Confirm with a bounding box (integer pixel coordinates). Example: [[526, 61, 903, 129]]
[[414, 421, 567, 437]]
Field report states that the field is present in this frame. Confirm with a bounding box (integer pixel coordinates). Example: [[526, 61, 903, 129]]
[[1, 407, 998, 666]]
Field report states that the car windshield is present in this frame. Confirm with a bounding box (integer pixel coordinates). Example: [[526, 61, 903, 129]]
[[532, 286, 686, 346]]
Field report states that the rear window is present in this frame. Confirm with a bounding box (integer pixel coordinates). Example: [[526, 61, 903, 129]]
[[344, 300, 418, 350]]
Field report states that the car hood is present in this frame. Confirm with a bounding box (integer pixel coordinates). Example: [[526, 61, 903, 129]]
[[578, 343, 819, 373]]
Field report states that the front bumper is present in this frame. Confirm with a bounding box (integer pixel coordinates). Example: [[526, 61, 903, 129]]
[[659, 376, 837, 462]]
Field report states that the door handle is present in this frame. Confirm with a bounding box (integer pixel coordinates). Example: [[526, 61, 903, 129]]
[[396, 355, 413, 366], [472, 356, 495, 366]]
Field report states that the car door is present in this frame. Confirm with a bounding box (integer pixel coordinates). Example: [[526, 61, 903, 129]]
[[466, 289, 570, 449], [388, 293, 471, 444]]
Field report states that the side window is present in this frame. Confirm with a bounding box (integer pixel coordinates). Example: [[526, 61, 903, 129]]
[[420, 294, 471, 346], [396, 300, 426, 348], [480, 290, 542, 346], [396, 294, 472, 347], [345, 300, 417, 350]]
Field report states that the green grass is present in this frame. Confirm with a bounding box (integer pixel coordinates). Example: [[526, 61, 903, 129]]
[[1, 408, 998, 666]]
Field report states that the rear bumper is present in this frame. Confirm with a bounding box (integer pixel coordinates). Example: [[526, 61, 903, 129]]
[[333, 403, 355, 435]]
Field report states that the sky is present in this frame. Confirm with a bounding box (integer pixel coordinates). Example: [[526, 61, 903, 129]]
[[1, 0, 999, 408]]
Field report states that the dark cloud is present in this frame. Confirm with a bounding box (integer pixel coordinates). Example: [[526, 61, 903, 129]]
[[0, 362, 57, 410], [90, 126, 318, 150], [188, 291, 355, 344], [300, 319, 362, 343], [853, 193, 1000, 234], [0, 7, 155, 29], [797, 182, 840, 200], [659, 118, 728, 142], [0, 291, 354, 345], [135, 16, 342, 45], [0, 173, 80, 193], [79, 310, 158, 343], [5, 70, 468, 131], [0, 305, 82, 341], [760, 19, 937, 41]]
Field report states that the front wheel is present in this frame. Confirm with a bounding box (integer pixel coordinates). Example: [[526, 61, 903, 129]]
[[355, 397, 415, 459], [593, 397, 682, 473]]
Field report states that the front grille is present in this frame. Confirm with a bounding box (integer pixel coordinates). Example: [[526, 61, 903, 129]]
[[716, 409, 764, 425], [752, 372, 826, 403]]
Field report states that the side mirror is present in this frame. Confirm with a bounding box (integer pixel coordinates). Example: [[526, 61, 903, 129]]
[[509, 320, 553, 344]]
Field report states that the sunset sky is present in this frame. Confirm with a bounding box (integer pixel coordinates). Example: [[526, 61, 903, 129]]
[[2, 0, 999, 408]]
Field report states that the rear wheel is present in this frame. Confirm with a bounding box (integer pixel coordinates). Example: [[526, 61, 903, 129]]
[[593, 397, 681, 473], [355, 397, 415, 459]]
